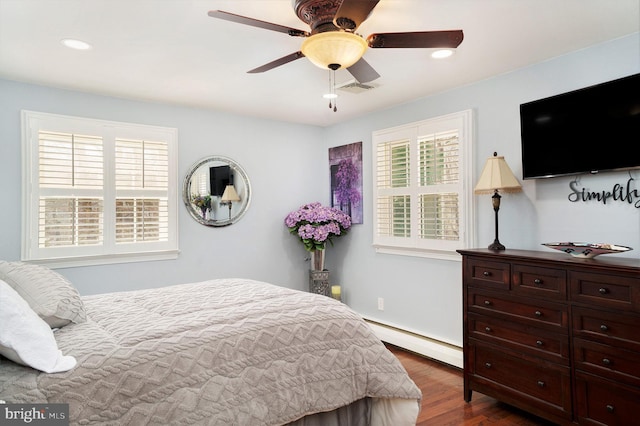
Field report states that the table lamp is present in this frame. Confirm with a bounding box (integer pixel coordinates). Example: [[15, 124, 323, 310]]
[[474, 152, 522, 250], [220, 185, 240, 220]]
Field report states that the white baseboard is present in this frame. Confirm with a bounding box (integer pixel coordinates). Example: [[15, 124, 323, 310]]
[[365, 319, 463, 368]]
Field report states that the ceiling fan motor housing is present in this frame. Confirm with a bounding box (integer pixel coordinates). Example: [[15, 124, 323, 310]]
[[294, 0, 344, 33]]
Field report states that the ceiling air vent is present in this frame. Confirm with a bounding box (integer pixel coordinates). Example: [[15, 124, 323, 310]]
[[336, 79, 378, 94]]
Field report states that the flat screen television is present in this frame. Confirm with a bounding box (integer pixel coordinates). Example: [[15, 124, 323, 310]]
[[519, 73, 640, 179], [209, 165, 231, 196]]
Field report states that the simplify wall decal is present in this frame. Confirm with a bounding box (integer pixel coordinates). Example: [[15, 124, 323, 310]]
[[568, 177, 640, 208]]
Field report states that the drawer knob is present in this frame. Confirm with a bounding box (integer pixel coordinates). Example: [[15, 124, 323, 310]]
[[600, 324, 609, 332], [602, 358, 612, 366], [534, 310, 542, 317], [533, 278, 542, 285], [606, 405, 615, 413], [485, 326, 492, 332], [483, 271, 491, 277], [484, 300, 492, 306], [598, 287, 609, 295], [485, 362, 492, 369], [536, 340, 543, 346], [537, 381, 545, 388]]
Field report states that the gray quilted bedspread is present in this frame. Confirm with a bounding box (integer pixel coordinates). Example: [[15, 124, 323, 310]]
[[0, 279, 421, 425]]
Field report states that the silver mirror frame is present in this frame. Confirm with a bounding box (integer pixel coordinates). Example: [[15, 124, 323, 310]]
[[182, 155, 251, 227]]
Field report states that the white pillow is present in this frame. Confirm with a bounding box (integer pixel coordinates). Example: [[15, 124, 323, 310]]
[[0, 279, 77, 373], [0, 261, 86, 328]]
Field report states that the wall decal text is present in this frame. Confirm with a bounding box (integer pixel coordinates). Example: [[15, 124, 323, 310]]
[[568, 177, 640, 208]]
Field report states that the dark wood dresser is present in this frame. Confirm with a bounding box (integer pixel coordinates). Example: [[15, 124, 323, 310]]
[[457, 248, 640, 425]]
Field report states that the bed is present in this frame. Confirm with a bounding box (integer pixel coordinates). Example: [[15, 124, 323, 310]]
[[0, 261, 421, 425]]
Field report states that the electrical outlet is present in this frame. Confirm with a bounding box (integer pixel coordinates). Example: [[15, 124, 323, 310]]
[[377, 297, 384, 311]]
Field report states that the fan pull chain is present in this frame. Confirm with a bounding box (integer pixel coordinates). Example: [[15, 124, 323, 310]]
[[328, 70, 333, 109], [325, 66, 338, 112], [331, 69, 337, 112]]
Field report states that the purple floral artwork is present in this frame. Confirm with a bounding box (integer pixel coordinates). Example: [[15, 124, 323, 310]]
[[329, 142, 363, 224]]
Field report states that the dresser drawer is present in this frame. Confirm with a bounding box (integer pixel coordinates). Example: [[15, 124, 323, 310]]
[[465, 258, 510, 290], [471, 343, 571, 412], [573, 306, 640, 352], [570, 271, 640, 311], [469, 313, 569, 364], [468, 289, 568, 331], [512, 264, 567, 300], [573, 338, 640, 387], [575, 372, 640, 426]]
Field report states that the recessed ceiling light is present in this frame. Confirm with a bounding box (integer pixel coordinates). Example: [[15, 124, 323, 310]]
[[323, 93, 338, 99], [431, 49, 454, 59], [61, 38, 92, 50]]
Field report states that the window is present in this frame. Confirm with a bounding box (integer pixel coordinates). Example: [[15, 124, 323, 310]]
[[22, 111, 178, 267], [372, 110, 474, 260]]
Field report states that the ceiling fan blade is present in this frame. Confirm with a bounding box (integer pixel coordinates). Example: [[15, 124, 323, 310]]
[[346, 57, 380, 83], [334, 0, 380, 31], [367, 30, 464, 49], [208, 10, 309, 37], [247, 51, 306, 74]]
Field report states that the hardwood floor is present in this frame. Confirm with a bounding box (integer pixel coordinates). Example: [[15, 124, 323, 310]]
[[388, 345, 558, 425]]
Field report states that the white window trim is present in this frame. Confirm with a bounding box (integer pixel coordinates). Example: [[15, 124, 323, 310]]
[[21, 110, 179, 268], [372, 110, 475, 262]]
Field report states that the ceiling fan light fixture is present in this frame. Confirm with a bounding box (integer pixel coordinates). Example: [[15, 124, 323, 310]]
[[301, 31, 367, 70], [431, 48, 454, 59]]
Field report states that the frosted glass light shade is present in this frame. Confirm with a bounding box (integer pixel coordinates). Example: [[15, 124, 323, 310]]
[[301, 32, 367, 70], [474, 155, 522, 194]]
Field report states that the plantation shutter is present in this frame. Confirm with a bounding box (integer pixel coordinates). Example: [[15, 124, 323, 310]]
[[38, 131, 104, 248], [376, 140, 411, 238], [115, 139, 169, 243], [418, 131, 460, 241]]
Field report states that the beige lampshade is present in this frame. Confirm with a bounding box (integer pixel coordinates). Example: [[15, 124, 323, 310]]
[[301, 31, 367, 70], [221, 185, 240, 202], [474, 154, 523, 194]]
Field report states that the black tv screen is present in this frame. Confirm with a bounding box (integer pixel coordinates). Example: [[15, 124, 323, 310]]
[[209, 165, 231, 196], [520, 73, 640, 179]]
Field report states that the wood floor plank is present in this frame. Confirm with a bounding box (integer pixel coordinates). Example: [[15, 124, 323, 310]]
[[387, 344, 558, 425]]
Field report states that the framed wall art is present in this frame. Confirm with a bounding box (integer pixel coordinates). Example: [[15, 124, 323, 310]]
[[329, 142, 363, 224]]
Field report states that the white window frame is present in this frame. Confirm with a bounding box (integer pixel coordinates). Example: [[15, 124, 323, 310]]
[[21, 110, 179, 268], [372, 110, 474, 261]]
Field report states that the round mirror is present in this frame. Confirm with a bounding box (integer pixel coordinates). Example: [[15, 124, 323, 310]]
[[183, 156, 251, 227]]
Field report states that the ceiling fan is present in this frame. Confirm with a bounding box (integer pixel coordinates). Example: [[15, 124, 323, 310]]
[[208, 0, 464, 83]]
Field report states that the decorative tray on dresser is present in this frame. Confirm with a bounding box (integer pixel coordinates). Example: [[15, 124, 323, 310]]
[[457, 248, 640, 425]]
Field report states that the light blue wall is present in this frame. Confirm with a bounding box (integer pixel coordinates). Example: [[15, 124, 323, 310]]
[[0, 81, 326, 295], [0, 34, 638, 349], [322, 34, 640, 346]]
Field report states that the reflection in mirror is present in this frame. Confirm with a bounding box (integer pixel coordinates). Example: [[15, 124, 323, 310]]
[[183, 156, 251, 227]]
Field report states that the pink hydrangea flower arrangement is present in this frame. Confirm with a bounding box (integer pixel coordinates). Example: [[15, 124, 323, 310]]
[[284, 202, 352, 251]]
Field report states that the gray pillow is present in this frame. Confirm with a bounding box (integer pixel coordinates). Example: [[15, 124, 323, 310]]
[[0, 261, 86, 328]]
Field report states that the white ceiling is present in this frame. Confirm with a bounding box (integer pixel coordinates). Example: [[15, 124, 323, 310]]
[[1, 0, 638, 127]]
